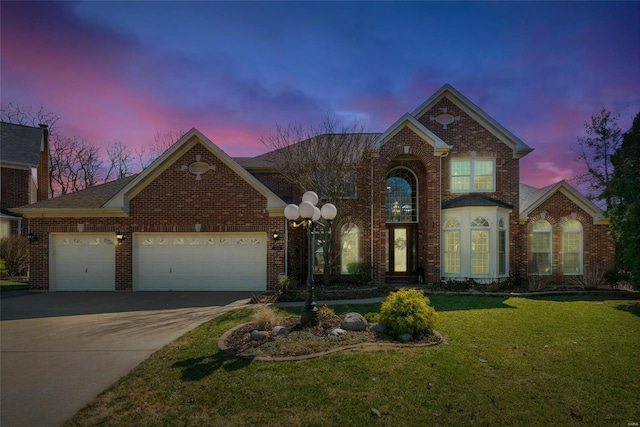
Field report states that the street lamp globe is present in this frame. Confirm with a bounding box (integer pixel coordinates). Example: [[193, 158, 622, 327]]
[[302, 191, 319, 206], [298, 201, 316, 219], [321, 203, 337, 220], [284, 204, 300, 220]]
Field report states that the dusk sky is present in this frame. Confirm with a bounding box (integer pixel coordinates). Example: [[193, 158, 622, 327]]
[[2, 1, 639, 189]]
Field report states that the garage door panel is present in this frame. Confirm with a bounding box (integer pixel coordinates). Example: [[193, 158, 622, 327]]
[[134, 233, 266, 291], [52, 234, 116, 291]]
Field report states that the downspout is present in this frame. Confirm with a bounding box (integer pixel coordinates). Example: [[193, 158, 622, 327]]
[[370, 152, 375, 281], [284, 217, 288, 276], [439, 151, 449, 282]]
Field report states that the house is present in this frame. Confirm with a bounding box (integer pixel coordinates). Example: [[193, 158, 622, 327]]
[[13, 84, 615, 291], [0, 122, 50, 237]]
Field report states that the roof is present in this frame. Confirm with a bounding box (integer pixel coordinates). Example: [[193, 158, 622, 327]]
[[13, 175, 137, 211], [411, 84, 534, 159], [0, 122, 45, 167], [519, 181, 607, 224], [235, 133, 381, 170], [442, 194, 513, 210], [373, 113, 452, 156]]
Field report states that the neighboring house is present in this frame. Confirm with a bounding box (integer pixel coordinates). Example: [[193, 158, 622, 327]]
[[14, 84, 615, 292], [0, 122, 50, 237]]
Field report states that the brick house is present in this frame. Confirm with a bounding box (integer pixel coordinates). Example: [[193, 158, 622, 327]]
[[14, 84, 614, 291], [1, 122, 50, 237]]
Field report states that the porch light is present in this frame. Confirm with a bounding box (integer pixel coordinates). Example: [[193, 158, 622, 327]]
[[27, 231, 37, 242], [116, 231, 126, 243], [272, 231, 280, 241], [284, 191, 337, 326]]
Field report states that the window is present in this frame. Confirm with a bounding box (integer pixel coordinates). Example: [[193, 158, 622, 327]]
[[340, 223, 360, 274], [498, 218, 507, 275], [471, 217, 490, 275], [386, 168, 417, 222], [562, 220, 582, 274], [451, 159, 495, 192], [532, 220, 552, 274], [443, 219, 460, 274]]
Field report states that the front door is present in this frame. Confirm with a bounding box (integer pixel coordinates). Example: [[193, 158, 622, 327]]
[[386, 225, 418, 278]]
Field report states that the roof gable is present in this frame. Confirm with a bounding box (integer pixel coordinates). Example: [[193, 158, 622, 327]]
[[412, 84, 533, 159], [519, 181, 607, 224], [104, 128, 286, 214], [373, 113, 452, 156], [0, 122, 45, 167]]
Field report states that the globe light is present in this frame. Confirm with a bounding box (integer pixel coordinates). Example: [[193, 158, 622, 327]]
[[298, 201, 315, 218], [284, 204, 300, 220], [312, 207, 321, 221], [320, 203, 337, 220], [302, 191, 319, 206]]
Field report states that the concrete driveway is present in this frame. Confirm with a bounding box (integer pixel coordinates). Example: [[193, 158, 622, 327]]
[[1, 291, 254, 427]]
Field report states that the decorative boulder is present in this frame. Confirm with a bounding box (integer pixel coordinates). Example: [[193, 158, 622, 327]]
[[341, 312, 368, 331], [272, 326, 291, 336], [370, 323, 384, 334], [251, 330, 269, 341], [330, 328, 347, 336]]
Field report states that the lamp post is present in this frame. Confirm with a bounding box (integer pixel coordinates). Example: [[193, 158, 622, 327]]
[[284, 191, 337, 326]]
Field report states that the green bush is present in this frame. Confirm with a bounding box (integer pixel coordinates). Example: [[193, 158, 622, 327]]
[[378, 288, 438, 337], [0, 259, 8, 277], [364, 312, 380, 323], [346, 262, 372, 285]]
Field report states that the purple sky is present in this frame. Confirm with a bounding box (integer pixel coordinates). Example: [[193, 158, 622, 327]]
[[2, 1, 638, 188]]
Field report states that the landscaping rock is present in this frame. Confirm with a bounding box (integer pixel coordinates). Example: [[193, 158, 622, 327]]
[[272, 326, 291, 336], [398, 333, 413, 343], [370, 322, 384, 334], [330, 328, 347, 336], [251, 330, 269, 341], [341, 312, 368, 331]]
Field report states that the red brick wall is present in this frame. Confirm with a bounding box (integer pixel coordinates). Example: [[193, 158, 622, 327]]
[[523, 191, 615, 284], [27, 143, 287, 291], [1, 167, 30, 210]]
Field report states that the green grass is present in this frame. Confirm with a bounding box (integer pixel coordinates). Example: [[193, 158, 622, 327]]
[[65, 295, 640, 426], [0, 279, 28, 291]]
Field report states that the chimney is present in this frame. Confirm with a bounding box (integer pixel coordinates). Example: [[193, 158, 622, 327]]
[[37, 124, 50, 201]]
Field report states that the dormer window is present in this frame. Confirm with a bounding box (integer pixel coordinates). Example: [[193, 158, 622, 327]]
[[451, 159, 495, 192]]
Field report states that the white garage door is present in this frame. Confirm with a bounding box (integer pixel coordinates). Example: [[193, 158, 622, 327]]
[[51, 234, 116, 291], [134, 233, 267, 291]]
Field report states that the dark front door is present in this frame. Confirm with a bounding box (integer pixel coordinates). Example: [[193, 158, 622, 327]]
[[386, 225, 418, 279]]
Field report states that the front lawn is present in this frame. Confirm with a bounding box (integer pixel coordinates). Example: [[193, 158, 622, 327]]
[[65, 295, 640, 426], [0, 279, 28, 292]]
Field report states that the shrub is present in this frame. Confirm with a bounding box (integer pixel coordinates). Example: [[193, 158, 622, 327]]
[[378, 288, 438, 337], [347, 262, 373, 285], [0, 259, 8, 277], [364, 312, 380, 323], [567, 268, 605, 289], [318, 305, 335, 319], [0, 235, 29, 277], [253, 307, 281, 330]]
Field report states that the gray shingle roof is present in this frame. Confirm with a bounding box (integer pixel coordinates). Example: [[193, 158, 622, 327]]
[[442, 194, 513, 210], [16, 174, 138, 210], [519, 182, 554, 214], [0, 122, 45, 166]]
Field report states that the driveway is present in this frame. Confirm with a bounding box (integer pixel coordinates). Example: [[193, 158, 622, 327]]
[[0, 291, 254, 427]]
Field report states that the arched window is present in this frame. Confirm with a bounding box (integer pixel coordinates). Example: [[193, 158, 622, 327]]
[[498, 218, 507, 276], [340, 223, 361, 274], [443, 219, 460, 274], [562, 220, 582, 274], [532, 220, 552, 274], [386, 168, 417, 222], [471, 217, 490, 275]]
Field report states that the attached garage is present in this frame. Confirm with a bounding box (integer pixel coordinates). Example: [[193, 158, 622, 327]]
[[134, 232, 267, 291], [50, 233, 116, 291]]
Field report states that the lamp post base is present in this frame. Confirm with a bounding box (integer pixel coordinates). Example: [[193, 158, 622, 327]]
[[301, 287, 319, 327]]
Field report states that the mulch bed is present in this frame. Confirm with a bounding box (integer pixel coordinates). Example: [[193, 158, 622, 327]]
[[219, 313, 444, 361]]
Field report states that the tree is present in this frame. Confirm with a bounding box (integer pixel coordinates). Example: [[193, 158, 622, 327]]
[[605, 112, 640, 289], [261, 116, 377, 285], [573, 109, 623, 210], [49, 133, 103, 195], [0, 102, 59, 132], [105, 141, 134, 182], [135, 128, 185, 170]]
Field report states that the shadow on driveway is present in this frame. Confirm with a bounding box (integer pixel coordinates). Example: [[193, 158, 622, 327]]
[[0, 291, 256, 321]]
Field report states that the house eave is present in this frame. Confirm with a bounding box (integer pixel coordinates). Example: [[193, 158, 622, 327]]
[[11, 208, 128, 218]]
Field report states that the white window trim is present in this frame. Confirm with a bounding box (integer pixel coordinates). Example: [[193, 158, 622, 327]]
[[562, 221, 583, 275], [532, 220, 553, 276], [450, 158, 496, 193]]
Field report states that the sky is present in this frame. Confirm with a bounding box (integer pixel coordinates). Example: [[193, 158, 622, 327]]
[[2, 1, 639, 189]]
